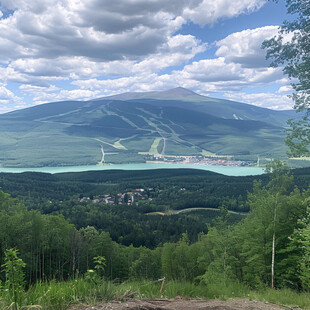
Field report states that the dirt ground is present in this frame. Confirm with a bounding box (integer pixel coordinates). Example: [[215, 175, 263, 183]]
[[69, 297, 297, 310]]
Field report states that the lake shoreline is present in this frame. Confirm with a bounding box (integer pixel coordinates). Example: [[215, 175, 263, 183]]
[[0, 162, 264, 176]]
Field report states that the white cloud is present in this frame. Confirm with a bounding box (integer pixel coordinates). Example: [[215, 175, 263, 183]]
[[0, 86, 16, 100], [0, 85, 20, 101], [71, 24, 289, 106], [18, 82, 100, 105], [177, 58, 243, 82], [70, 71, 294, 111], [0, 0, 61, 11], [72, 75, 158, 93], [184, 0, 266, 26], [216, 26, 279, 68], [0, 0, 291, 111], [0, 0, 266, 64], [0, 1, 198, 64], [14, 24, 282, 95], [277, 85, 293, 93], [2, 34, 204, 83], [223, 91, 293, 110], [32, 89, 102, 105], [166, 58, 284, 92], [0, 84, 23, 113], [248, 67, 283, 84], [19, 84, 59, 93], [132, 35, 206, 74]]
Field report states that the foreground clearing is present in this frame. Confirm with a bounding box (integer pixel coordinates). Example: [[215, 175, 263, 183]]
[[69, 298, 288, 310]]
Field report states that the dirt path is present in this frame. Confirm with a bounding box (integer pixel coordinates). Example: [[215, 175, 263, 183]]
[[147, 208, 247, 216], [99, 145, 105, 164], [94, 138, 119, 149], [162, 137, 166, 155], [69, 298, 290, 310], [175, 207, 247, 216]]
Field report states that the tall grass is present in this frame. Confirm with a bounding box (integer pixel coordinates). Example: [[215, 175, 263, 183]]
[[0, 278, 309, 310], [250, 288, 310, 310], [0, 279, 118, 310], [119, 279, 249, 300]]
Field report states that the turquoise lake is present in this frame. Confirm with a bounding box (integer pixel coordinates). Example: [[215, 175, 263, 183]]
[[0, 163, 264, 176]]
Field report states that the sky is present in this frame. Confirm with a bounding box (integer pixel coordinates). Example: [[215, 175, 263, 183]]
[[0, 0, 294, 114]]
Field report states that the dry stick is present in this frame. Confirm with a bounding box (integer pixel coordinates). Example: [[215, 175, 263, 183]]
[[10, 254, 17, 310], [271, 193, 279, 289], [160, 277, 165, 293]]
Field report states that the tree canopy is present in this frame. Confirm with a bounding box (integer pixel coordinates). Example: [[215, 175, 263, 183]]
[[263, 0, 310, 156]]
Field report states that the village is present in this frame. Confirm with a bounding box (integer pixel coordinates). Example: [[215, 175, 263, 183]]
[[79, 188, 154, 206], [148, 154, 250, 166]]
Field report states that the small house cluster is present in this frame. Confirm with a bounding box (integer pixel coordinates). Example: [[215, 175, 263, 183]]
[[79, 188, 152, 206]]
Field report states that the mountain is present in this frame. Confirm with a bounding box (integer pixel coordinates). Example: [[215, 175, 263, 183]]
[[0, 88, 294, 167]]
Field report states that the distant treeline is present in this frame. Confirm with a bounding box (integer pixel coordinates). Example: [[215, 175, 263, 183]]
[[0, 168, 275, 212], [2, 168, 310, 205]]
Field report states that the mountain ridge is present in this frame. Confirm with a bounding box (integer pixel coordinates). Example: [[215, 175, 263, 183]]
[[93, 87, 203, 102], [0, 88, 293, 167]]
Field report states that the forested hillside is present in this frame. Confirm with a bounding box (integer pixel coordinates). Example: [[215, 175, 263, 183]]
[[0, 165, 309, 309], [0, 166, 309, 287], [0, 88, 293, 167], [1, 168, 310, 247]]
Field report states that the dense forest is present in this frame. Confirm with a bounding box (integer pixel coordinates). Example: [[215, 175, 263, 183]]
[[0, 165, 309, 295], [0, 167, 310, 247]]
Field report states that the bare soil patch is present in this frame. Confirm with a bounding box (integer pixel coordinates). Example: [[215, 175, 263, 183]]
[[69, 298, 292, 310]]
